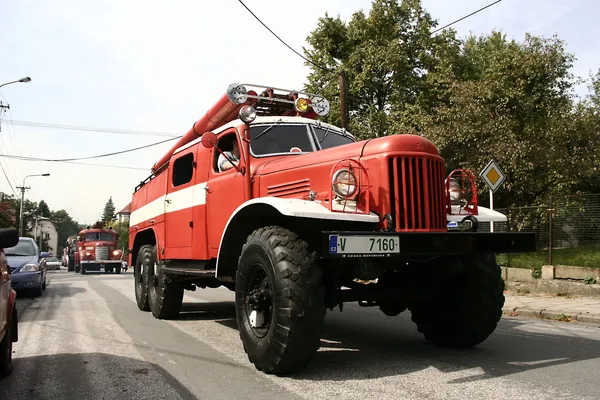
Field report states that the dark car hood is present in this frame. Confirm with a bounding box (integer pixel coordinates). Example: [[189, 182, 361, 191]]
[[7, 255, 38, 272]]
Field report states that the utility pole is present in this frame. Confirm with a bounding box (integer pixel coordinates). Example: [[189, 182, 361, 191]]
[[16, 185, 30, 236], [0, 102, 9, 132], [339, 69, 349, 130]]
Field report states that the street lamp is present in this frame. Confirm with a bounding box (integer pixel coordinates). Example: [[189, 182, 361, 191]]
[[17, 173, 50, 236], [0, 77, 32, 90]]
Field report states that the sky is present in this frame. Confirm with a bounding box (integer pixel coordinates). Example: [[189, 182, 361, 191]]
[[0, 0, 597, 224]]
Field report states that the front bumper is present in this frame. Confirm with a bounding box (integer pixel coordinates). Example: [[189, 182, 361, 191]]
[[80, 260, 122, 270], [323, 231, 536, 258], [11, 272, 42, 290]]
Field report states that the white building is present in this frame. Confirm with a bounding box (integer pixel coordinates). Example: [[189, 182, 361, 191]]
[[31, 218, 59, 255]]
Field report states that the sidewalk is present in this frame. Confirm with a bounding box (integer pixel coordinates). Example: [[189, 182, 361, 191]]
[[503, 292, 600, 324]]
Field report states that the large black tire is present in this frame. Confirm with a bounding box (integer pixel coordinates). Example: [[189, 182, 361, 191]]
[[115, 265, 122, 275], [67, 256, 74, 272], [409, 253, 505, 348], [147, 249, 183, 319], [0, 310, 14, 377], [134, 245, 152, 312], [235, 226, 326, 375]]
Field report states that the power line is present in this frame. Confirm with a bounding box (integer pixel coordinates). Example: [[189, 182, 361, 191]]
[[236, 0, 330, 72], [0, 162, 17, 196], [0, 157, 148, 171], [0, 136, 180, 162], [431, 0, 503, 34], [7, 119, 180, 137]]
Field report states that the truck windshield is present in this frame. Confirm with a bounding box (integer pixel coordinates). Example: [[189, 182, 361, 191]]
[[313, 126, 354, 149], [250, 124, 314, 156], [4, 239, 36, 256], [84, 232, 116, 241]]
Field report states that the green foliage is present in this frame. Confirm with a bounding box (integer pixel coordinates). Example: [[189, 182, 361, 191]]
[[37, 200, 51, 218], [101, 197, 116, 223], [49, 209, 80, 251], [303, 0, 600, 209]]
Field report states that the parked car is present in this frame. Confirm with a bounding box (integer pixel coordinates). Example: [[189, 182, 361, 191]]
[[0, 228, 19, 377], [4, 237, 48, 297], [42, 256, 61, 270]]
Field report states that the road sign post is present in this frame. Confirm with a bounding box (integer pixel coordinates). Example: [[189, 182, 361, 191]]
[[479, 160, 506, 232]]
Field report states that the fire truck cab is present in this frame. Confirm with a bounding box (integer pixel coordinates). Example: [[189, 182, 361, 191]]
[[74, 225, 122, 274], [129, 83, 535, 375]]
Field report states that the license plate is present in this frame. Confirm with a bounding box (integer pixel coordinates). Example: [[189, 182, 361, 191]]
[[328, 235, 400, 255]]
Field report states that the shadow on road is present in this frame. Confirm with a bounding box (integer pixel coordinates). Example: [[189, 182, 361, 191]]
[[0, 353, 196, 400], [15, 281, 87, 323], [173, 300, 600, 383]]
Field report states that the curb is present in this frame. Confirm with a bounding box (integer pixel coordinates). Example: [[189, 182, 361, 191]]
[[502, 306, 600, 324]]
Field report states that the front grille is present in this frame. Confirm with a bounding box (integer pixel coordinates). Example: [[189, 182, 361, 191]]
[[388, 156, 446, 232], [95, 246, 109, 261]]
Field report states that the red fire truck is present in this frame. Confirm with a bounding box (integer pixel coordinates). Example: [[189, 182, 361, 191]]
[[74, 223, 123, 274], [128, 83, 535, 375]]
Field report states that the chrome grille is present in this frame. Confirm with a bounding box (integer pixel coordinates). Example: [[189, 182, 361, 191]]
[[95, 246, 109, 261]]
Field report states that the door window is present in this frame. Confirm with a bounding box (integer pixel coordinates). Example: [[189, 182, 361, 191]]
[[172, 152, 194, 187]]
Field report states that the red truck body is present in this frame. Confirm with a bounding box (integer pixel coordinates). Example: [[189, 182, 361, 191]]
[[127, 83, 535, 375], [72, 225, 122, 274]]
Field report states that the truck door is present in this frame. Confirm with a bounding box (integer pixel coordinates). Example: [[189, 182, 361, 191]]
[[206, 128, 246, 252], [165, 149, 196, 251]]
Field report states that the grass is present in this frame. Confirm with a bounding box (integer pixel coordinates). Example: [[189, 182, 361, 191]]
[[497, 246, 600, 269]]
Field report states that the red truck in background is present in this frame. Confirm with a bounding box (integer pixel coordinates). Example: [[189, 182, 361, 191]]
[[73, 222, 123, 274], [127, 82, 536, 375]]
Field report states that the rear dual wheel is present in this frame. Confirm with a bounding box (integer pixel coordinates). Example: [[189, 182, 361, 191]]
[[135, 244, 183, 319]]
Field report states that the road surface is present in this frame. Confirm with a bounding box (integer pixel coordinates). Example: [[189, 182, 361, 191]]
[[1, 269, 599, 399]]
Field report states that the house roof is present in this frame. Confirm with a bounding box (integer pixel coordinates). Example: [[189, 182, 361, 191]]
[[117, 203, 131, 215]]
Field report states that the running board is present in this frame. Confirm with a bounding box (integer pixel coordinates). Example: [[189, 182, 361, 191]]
[[162, 267, 216, 278]]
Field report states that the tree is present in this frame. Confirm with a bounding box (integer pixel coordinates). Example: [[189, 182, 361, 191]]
[[101, 197, 116, 223], [49, 209, 80, 251], [303, 1, 600, 208], [413, 32, 586, 207], [37, 200, 51, 218], [303, 0, 452, 138], [0, 193, 17, 229]]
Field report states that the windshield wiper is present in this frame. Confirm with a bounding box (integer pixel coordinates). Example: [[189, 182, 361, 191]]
[[254, 119, 282, 141], [4, 253, 30, 256], [318, 126, 331, 143]]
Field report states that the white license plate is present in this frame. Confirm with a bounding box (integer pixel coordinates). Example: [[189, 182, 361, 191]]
[[329, 235, 400, 255]]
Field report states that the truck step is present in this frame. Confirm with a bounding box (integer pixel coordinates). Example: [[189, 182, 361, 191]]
[[162, 267, 216, 278]]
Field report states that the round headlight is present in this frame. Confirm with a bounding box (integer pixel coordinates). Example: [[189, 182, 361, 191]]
[[239, 105, 257, 123], [332, 169, 358, 198], [113, 250, 119, 256], [86, 252, 91, 257]]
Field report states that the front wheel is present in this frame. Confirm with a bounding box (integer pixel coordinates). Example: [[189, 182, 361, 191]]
[[409, 253, 505, 348], [235, 226, 326, 375]]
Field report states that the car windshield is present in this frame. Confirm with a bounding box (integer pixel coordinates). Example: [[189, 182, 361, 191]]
[[84, 232, 116, 241], [250, 124, 314, 156], [313, 126, 354, 149], [4, 239, 37, 256], [46, 257, 59, 262]]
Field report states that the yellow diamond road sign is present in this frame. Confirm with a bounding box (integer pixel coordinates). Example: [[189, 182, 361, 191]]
[[480, 159, 505, 193]]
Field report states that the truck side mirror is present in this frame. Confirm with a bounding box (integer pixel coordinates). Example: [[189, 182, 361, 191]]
[[201, 132, 218, 149]]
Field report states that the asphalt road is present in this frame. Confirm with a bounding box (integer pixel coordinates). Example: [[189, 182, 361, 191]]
[[1, 269, 599, 400]]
